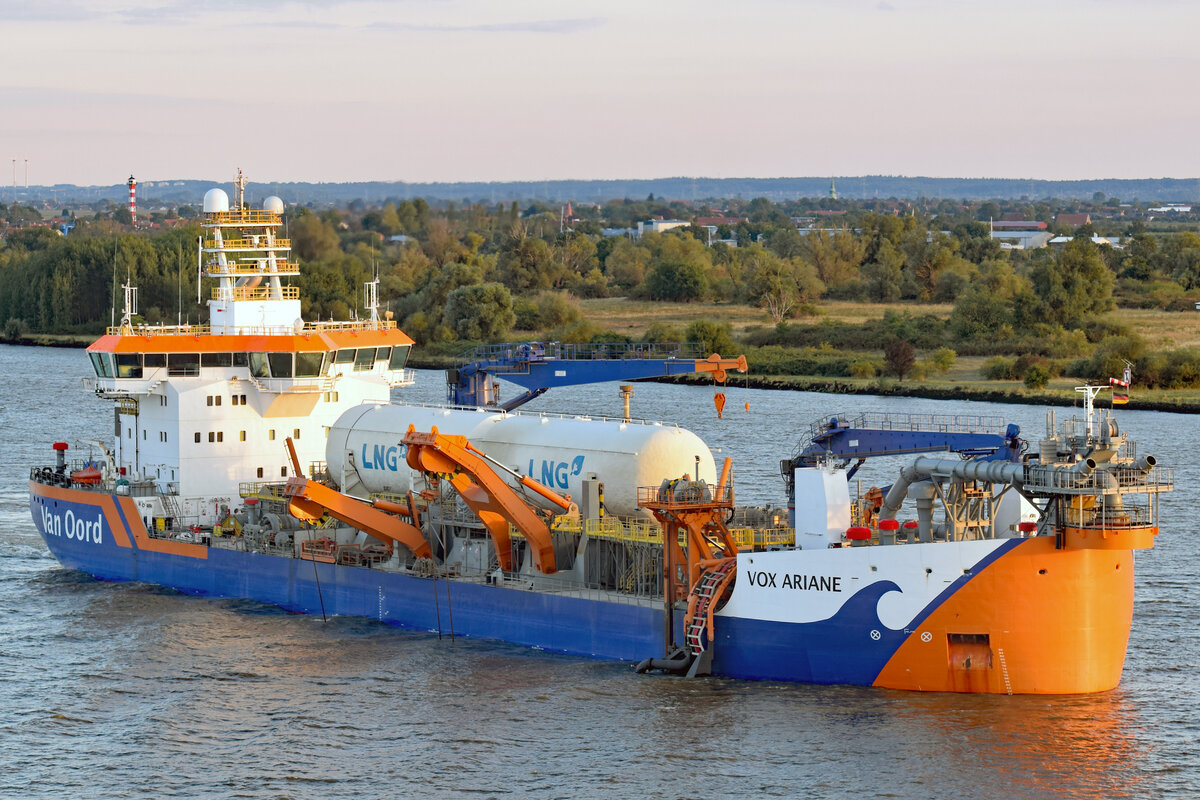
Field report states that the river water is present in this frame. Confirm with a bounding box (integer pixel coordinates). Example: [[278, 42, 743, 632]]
[[0, 343, 1196, 799]]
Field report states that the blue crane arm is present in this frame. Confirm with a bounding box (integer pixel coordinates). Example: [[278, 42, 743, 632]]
[[448, 342, 747, 410], [790, 413, 1023, 469]]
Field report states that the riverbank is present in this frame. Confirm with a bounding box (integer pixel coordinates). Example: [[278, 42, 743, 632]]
[[408, 351, 1200, 413]]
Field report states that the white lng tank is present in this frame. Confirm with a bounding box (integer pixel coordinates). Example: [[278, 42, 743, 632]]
[[326, 405, 717, 516]]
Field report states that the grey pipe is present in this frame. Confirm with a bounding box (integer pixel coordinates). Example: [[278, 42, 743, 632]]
[[1135, 454, 1157, 472]]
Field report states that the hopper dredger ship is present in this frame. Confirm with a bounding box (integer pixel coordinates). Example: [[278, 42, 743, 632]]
[[29, 175, 1174, 694]]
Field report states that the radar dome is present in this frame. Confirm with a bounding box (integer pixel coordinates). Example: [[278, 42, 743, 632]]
[[203, 188, 230, 213], [263, 196, 284, 214]]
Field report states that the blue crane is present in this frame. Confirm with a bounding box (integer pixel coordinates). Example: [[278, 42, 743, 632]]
[[448, 341, 748, 411]]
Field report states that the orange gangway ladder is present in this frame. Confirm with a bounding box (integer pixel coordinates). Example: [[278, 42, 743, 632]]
[[683, 557, 737, 676]]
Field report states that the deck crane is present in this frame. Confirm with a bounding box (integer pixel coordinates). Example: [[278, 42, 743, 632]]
[[447, 341, 748, 411], [781, 411, 1023, 527]]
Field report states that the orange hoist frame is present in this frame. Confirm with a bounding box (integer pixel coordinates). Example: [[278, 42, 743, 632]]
[[402, 426, 570, 575], [281, 438, 432, 560]]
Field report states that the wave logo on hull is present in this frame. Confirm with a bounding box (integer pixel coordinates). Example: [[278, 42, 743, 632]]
[[718, 580, 912, 684], [39, 506, 104, 545], [527, 456, 585, 489]]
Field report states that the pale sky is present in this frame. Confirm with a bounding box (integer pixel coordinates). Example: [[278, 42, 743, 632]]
[[3, 0, 1199, 187]]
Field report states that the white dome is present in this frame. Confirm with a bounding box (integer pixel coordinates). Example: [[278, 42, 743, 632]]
[[203, 188, 230, 213], [263, 195, 285, 213]]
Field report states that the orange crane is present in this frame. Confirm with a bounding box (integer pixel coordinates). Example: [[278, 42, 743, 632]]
[[281, 430, 573, 575], [402, 425, 573, 574], [282, 438, 433, 560]]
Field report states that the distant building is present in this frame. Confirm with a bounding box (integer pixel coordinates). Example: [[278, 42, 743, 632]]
[[991, 220, 1047, 231], [637, 219, 689, 236], [700, 225, 738, 247], [601, 227, 637, 238], [1048, 235, 1122, 248], [387, 234, 414, 245], [1055, 213, 1091, 228], [1148, 204, 1192, 213], [990, 230, 1052, 250]]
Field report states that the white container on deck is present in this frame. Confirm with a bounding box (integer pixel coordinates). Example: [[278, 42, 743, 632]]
[[326, 404, 716, 517]]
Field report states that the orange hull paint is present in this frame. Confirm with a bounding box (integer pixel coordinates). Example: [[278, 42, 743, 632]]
[[873, 537, 1135, 694]]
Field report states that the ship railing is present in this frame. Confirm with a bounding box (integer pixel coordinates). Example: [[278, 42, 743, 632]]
[[206, 262, 301, 276], [387, 400, 683, 429], [460, 341, 707, 367], [385, 368, 417, 388], [210, 285, 301, 302], [637, 480, 735, 509], [239, 481, 290, 502], [202, 237, 292, 251], [247, 375, 334, 394], [305, 319, 399, 332], [103, 319, 399, 336], [1023, 465, 1174, 495], [85, 376, 164, 396], [807, 411, 1008, 441], [1060, 502, 1156, 529], [203, 209, 282, 226]]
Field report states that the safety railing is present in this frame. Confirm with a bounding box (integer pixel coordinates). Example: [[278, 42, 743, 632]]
[[211, 286, 300, 301], [204, 209, 282, 226]]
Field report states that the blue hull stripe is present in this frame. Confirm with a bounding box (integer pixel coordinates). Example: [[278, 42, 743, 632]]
[[30, 486, 986, 685]]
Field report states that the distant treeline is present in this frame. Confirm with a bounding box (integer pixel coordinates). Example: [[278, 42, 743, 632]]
[[14, 175, 1200, 207]]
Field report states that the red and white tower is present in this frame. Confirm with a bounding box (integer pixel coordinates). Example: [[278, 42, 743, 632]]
[[127, 175, 137, 227]]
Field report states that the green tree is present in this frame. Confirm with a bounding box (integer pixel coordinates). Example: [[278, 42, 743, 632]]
[[883, 337, 916, 381], [685, 319, 736, 355], [442, 283, 515, 341], [1031, 239, 1115, 327], [860, 239, 905, 302], [1023, 364, 1050, 390]]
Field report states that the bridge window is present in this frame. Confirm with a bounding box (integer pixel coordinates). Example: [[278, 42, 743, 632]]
[[375, 346, 391, 363], [353, 348, 376, 371], [268, 352, 293, 378], [389, 345, 411, 370], [249, 352, 270, 378], [295, 351, 325, 378], [144, 353, 166, 368], [232, 353, 249, 368], [89, 352, 113, 378], [334, 349, 356, 364], [167, 353, 199, 376], [115, 354, 143, 379], [201, 352, 233, 368]]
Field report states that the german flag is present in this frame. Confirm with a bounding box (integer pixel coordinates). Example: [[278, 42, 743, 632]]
[[1110, 376, 1130, 405]]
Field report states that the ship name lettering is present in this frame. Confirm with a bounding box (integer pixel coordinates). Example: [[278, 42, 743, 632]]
[[745, 570, 841, 592], [41, 507, 104, 545]]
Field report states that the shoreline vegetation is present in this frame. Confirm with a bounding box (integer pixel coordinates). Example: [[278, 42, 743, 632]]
[[9, 318, 1195, 413], [5, 191, 1200, 414]]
